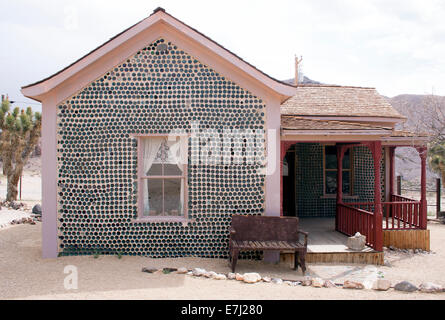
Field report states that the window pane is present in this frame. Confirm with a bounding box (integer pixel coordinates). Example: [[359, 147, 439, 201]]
[[325, 171, 337, 194], [164, 179, 183, 216], [342, 149, 351, 169], [325, 146, 337, 169], [146, 163, 162, 176], [146, 179, 163, 216], [164, 163, 182, 176], [325, 171, 351, 194]]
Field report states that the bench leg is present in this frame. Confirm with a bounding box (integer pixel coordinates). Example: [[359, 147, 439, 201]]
[[293, 252, 299, 271], [299, 252, 307, 275], [231, 249, 239, 273]]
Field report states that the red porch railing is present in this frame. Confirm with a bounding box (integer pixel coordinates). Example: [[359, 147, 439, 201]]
[[345, 195, 421, 231], [338, 194, 421, 250], [337, 203, 375, 247]]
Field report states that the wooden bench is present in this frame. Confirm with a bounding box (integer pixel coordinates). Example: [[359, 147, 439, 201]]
[[228, 215, 308, 274]]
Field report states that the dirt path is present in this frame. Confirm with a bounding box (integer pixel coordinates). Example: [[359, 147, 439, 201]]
[[0, 222, 445, 300]]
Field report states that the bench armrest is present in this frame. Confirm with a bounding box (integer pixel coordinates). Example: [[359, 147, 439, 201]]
[[298, 230, 308, 247]]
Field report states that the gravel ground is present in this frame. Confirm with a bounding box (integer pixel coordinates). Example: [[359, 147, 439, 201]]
[[0, 209, 31, 229], [0, 222, 444, 300]]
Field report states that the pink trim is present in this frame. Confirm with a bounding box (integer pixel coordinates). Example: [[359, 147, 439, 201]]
[[21, 11, 294, 102], [41, 96, 58, 258]]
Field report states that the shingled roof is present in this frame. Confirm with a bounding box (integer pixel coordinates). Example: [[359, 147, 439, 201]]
[[281, 85, 405, 119], [281, 116, 393, 132]]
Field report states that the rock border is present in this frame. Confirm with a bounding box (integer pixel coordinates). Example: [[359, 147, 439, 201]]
[[140, 267, 445, 294]]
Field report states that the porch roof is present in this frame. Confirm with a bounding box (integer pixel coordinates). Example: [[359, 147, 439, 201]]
[[281, 85, 405, 120], [281, 116, 393, 133]]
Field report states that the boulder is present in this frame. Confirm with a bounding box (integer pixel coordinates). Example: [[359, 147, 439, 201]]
[[177, 267, 188, 274], [419, 282, 443, 293], [243, 273, 262, 284], [262, 276, 271, 283], [343, 280, 364, 289], [347, 232, 366, 251], [32, 204, 42, 215], [394, 281, 418, 292], [372, 279, 391, 291]]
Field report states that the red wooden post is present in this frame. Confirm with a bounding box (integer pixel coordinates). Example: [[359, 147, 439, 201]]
[[389, 147, 396, 196], [336, 145, 345, 231], [417, 146, 428, 229], [370, 141, 383, 251]]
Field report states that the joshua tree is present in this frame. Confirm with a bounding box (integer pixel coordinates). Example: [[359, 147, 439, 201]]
[[429, 142, 445, 183], [0, 96, 41, 202]]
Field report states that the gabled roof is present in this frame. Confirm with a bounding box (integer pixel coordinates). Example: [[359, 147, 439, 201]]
[[21, 7, 296, 102], [281, 85, 406, 120]]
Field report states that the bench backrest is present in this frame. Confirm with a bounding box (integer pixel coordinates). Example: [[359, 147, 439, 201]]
[[230, 215, 299, 242]]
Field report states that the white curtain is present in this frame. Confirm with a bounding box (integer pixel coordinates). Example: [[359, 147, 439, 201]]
[[143, 137, 164, 215], [167, 137, 185, 215]]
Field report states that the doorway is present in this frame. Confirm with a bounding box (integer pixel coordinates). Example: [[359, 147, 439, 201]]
[[283, 147, 296, 217]]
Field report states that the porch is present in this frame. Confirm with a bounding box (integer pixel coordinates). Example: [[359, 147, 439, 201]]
[[280, 137, 429, 254]]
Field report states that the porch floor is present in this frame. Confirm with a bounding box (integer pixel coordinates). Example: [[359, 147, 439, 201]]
[[299, 218, 375, 253]]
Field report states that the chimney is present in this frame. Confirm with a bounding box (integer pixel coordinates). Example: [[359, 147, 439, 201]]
[[294, 55, 302, 86]]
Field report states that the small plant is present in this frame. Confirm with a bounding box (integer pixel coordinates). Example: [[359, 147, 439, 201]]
[[93, 251, 100, 259], [162, 269, 171, 274], [117, 251, 123, 259]]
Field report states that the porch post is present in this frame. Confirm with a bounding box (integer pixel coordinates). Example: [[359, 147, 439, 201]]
[[371, 141, 383, 251], [335, 145, 345, 231], [389, 146, 396, 196], [417, 147, 428, 229]]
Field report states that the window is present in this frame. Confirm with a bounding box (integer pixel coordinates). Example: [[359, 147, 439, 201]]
[[138, 136, 187, 218], [324, 146, 353, 195]]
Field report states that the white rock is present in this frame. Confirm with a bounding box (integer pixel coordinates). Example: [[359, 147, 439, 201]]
[[347, 233, 366, 251], [186, 271, 193, 276], [192, 268, 206, 276], [243, 273, 262, 284], [271, 278, 283, 284], [235, 273, 244, 281], [262, 276, 271, 283], [214, 274, 227, 280], [227, 272, 236, 280], [206, 271, 217, 278], [419, 282, 443, 293]]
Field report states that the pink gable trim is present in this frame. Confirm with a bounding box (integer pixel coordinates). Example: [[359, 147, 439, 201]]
[[21, 8, 295, 103]]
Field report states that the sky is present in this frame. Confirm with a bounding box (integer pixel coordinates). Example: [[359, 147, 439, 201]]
[[1, 0, 445, 111]]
